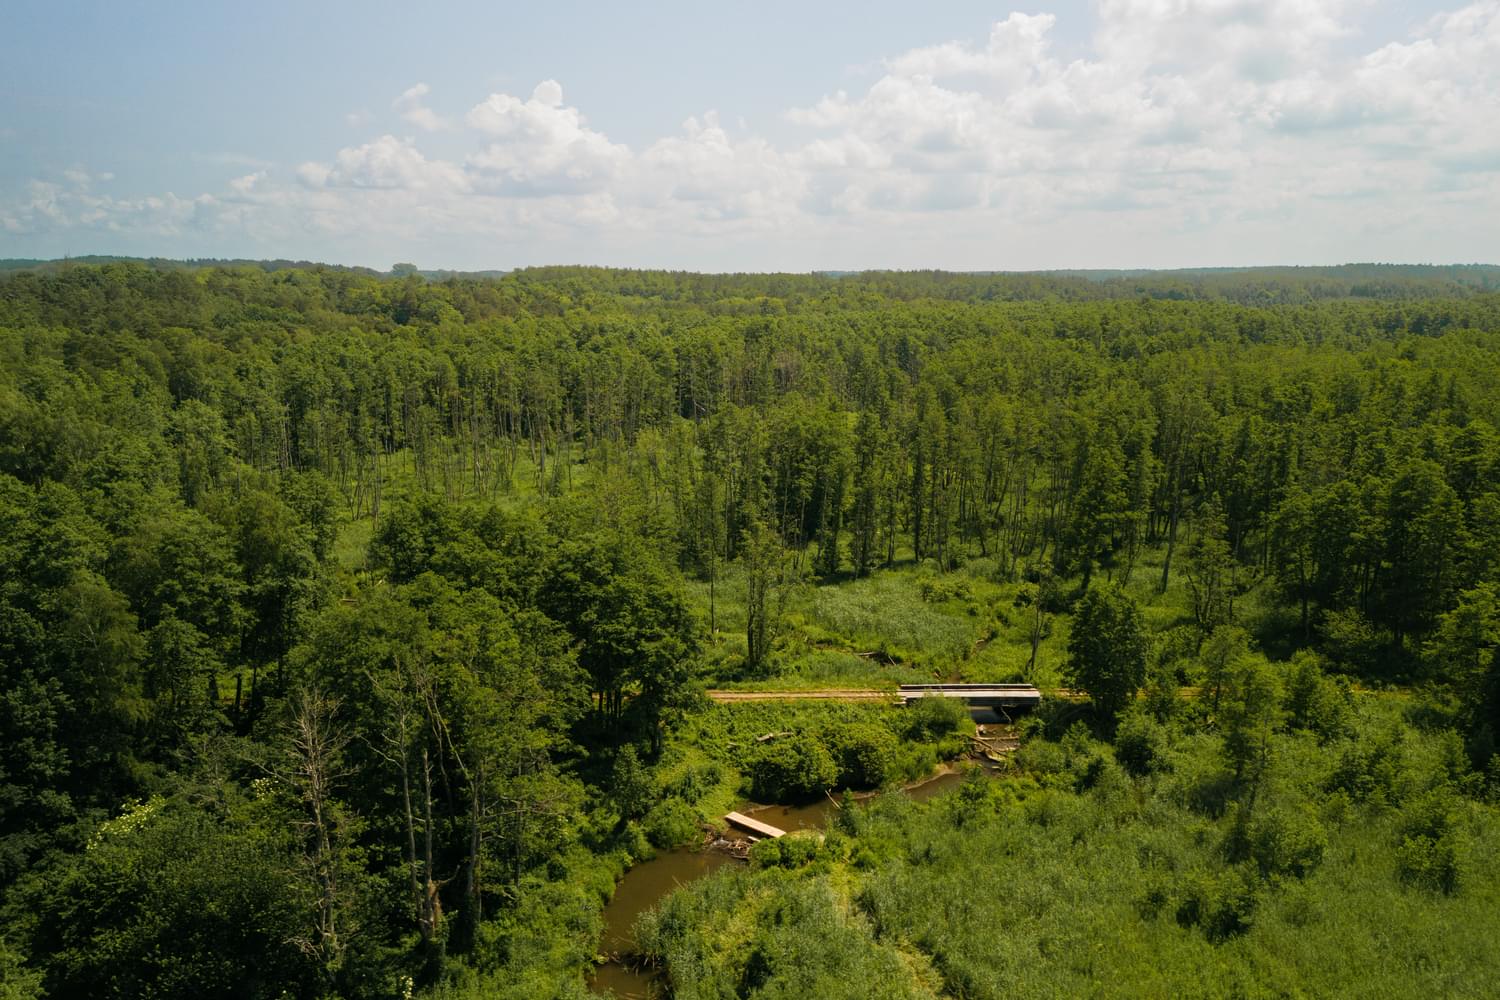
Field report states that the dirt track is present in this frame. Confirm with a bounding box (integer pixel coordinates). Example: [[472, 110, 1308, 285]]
[[708, 688, 1089, 702], [706, 689, 897, 702]]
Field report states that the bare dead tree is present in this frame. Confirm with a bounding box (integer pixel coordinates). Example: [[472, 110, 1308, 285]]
[[282, 687, 354, 971], [365, 662, 444, 943]]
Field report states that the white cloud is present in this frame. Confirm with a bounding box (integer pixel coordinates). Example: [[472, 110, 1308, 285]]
[[300, 135, 467, 192], [886, 12, 1057, 87], [464, 81, 630, 195], [393, 82, 449, 132], [229, 172, 266, 194], [640, 114, 801, 224], [6, 3, 1500, 268], [61, 168, 114, 189]]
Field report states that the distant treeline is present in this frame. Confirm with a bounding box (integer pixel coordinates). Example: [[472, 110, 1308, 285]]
[[5, 256, 1497, 298]]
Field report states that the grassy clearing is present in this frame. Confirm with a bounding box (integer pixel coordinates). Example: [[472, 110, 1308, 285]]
[[688, 540, 1227, 695]]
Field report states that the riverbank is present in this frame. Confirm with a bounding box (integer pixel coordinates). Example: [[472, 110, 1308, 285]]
[[588, 756, 997, 998]]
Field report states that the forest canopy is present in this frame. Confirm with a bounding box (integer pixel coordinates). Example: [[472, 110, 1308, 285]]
[[1, 261, 1499, 998]]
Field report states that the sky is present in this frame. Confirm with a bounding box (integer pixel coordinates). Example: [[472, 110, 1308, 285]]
[[1, 0, 1497, 272]]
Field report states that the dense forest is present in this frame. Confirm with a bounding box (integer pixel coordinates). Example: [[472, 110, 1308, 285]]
[[2, 261, 1500, 998]]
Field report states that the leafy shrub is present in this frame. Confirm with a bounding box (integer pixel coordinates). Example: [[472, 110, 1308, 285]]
[[643, 797, 702, 849], [961, 557, 1002, 582], [890, 742, 940, 784], [918, 573, 973, 603], [610, 745, 656, 820], [1114, 707, 1169, 776], [778, 833, 821, 868], [1175, 866, 1259, 941], [661, 762, 723, 805], [1143, 658, 1184, 723], [748, 837, 784, 869], [1284, 651, 1352, 740], [823, 722, 899, 788], [901, 695, 968, 742], [1396, 834, 1463, 894], [1247, 807, 1327, 879], [746, 737, 839, 802], [619, 821, 654, 863], [1395, 792, 1465, 894], [1321, 609, 1386, 675], [1327, 725, 1408, 805]]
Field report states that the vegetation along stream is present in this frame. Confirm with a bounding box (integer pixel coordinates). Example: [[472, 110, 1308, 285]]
[[590, 763, 976, 997]]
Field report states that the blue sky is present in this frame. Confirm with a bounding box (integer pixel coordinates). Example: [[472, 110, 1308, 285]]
[[2, 1, 1495, 271]]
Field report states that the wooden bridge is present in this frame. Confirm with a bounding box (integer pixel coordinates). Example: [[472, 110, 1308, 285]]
[[897, 683, 1042, 709], [707, 684, 1043, 709], [724, 811, 787, 839]]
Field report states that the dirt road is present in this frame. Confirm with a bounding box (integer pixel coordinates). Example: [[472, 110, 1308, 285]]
[[706, 689, 897, 702]]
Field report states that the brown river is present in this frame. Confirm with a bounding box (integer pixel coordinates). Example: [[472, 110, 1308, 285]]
[[587, 767, 972, 998]]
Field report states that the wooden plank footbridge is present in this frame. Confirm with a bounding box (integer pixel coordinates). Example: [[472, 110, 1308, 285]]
[[895, 683, 1042, 710], [724, 811, 789, 839], [707, 683, 1041, 710]]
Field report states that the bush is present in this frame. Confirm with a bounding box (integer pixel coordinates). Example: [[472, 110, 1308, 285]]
[[1321, 609, 1386, 675], [661, 762, 723, 805], [1327, 725, 1408, 805], [1396, 834, 1463, 894], [1114, 707, 1169, 777], [747, 832, 823, 871], [1284, 651, 1351, 740], [746, 737, 839, 802], [1143, 659, 1183, 724], [1248, 807, 1327, 879], [643, 797, 702, 850], [918, 574, 973, 603], [902, 696, 968, 742], [609, 745, 656, 820], [1175, 866, 1259, 941], [824, 722, 899, 788], [1395, 792, 1465, 894], [747, 838, 784, 869]]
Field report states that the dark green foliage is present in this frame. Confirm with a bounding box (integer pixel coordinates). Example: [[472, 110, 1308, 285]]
[[643, 798, 702, 850], [635, 869, 939, 999], [900, 695, 968, 743], [1219, 654, 1282, 786], [1246, 807, 1328, 879], [823, 722, 899, 788], [5, 264, 1500, 997], [746, 738, 839, 802], [609, 746, 655, 821], [1283, 650, 1352, 741], [1327, 724, 1410, 806], [747, 833, 824, 871], [1066, 582, 1148, 727], [7, 795, 320, 1000], [1394, 792, 1466, 894], [1114, 706, 1169, 776], [1174, 865, 1259, 941]]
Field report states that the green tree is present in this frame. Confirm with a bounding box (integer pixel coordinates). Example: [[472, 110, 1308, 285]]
[[743, 518, 798, 675], [1066, 582, 1148, 729], [1184, 495, 1233, 641], [1374, 460, 1466, 648], [1219, 654, 1282, 788], [1428, 583, 1500, 765]]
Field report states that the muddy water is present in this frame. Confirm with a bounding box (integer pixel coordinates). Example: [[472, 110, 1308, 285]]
[[587, 767, 975, 997], [590, 846, 735, 998], [744, 766, 968, 833]]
